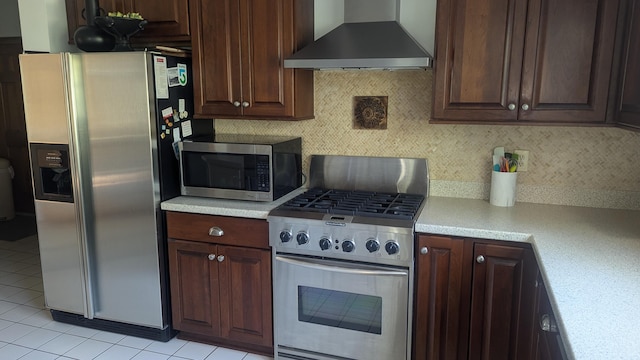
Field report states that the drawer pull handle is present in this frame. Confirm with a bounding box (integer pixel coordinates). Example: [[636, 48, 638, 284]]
[[208, 227, 224, 237], [208, 254, 216, 261], [217, 255, 225, 262], [476, 255, 485, 263]]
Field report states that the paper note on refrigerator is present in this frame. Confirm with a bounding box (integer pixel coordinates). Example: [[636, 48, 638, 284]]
[[154, 56, 169, 99], [173, 127, 180, 142], [181, 120, 193, 138]]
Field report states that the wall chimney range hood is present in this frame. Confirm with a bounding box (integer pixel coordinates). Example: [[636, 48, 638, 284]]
[[284, 0, 434, 70]]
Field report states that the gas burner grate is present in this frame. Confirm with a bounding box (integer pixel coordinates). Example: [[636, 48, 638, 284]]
[[279, 188, 424, 220]]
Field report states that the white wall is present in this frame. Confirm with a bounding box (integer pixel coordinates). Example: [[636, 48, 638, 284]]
[[0, 0, 22, 37]]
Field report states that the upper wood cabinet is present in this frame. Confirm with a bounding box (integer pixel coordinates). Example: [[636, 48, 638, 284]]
[[615, 0, 640, 130], [65, 0, 190, 45], [189, 0, 314, 120], [432, 0, 621, 125]]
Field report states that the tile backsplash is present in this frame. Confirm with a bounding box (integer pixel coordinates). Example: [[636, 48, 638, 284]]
[[216, 70, 640, 210]]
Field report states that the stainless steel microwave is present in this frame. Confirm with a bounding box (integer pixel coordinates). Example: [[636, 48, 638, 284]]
[[178, 134, 302, 202]]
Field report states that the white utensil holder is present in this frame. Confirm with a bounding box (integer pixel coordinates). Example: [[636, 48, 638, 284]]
[[490, 171, 518, 207]]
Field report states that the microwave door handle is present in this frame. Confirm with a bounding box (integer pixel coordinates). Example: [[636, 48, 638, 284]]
[[275, 255, 407, 277]]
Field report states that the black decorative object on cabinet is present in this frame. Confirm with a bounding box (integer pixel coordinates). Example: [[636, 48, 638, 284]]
[[73, 0, 115, 52], [94, 17, 148, 51]]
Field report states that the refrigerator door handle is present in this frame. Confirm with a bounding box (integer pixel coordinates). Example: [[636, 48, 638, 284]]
[[65, 53, 96, 320]]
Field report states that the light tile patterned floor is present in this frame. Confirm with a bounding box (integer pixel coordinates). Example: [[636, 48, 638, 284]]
[[0, 236, 272, 360]]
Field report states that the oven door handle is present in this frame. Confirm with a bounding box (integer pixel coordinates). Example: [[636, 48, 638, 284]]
[[275, 255, 408, 277]]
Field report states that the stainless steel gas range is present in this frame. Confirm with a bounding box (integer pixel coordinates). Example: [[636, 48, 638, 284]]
[[268, 155, 429, 360]]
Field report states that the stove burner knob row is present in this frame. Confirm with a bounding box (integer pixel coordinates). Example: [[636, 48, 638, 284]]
[[365, 238, 380, 253], [296, 232, 309, 245], [385, 241, 400, 255], [342, 240, 355, 253], [279, 230, 292, 243], [319, 237, 331, 251]]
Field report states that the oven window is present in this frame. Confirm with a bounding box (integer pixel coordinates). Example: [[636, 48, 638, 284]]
[[298, 286, 382, 334]]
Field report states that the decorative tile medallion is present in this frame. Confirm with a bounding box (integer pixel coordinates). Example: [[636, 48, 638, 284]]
[[353, 96, 388, 129]]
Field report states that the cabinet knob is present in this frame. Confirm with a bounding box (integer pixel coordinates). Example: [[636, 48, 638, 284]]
[[233, 101, 241, 107], [242, 101, 250, 108], [208, 227, 224, 237], [540, 314, 558, 333], [508, 103, 516, 111], [217, 255, 225, 262], [476, 255, 485, 263], [521, 103, 530, 111], [208, 254, 216, 261], [420, 247, 428, 255]]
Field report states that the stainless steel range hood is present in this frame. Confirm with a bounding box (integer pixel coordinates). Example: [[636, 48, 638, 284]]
[[284, 21, 431, 69], [284, 0, 434, 69]]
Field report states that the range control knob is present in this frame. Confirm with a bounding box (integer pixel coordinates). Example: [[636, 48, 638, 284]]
[[385, 241, 400, 255], [296, 232, 309, 245], [279, 230, 292, 243], [342, 240, 355, 253], [319, 237, 331, 251], [365, 238, 380, 253]]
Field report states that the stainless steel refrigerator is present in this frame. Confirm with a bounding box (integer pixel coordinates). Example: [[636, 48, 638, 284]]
[[19, 52, 213, 341]]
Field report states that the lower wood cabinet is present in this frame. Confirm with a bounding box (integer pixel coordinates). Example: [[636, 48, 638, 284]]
[[532, 274, 568, 360], [414, 234, 538, 360], [166, 212, 272, 355]]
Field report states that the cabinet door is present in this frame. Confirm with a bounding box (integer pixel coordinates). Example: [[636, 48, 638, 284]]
[[124, 0, 190, 41], [239, 0, 302, 118], [432, 0, 529, 122], [168, 240, 220, 337], [190, 0, 243, 117], [616, 0, 640, 129], [218, 245, 273, 349], [468, 243, 537, 360], [414, 235, 466, 360], [518, 0, 620, 123]]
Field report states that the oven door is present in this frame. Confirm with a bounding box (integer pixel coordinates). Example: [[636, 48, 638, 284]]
[[274, 254, 409, 360]]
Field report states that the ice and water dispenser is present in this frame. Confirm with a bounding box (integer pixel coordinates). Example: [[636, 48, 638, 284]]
[[30, 144, 73, 202]]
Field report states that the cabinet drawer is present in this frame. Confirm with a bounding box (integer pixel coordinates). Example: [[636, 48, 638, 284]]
[[166, 211, 269, 249]]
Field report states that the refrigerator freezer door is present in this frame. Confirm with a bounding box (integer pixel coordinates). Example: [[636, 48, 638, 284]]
[[20, 53, 90, 317], [78, 52, 165, 329], [20, 54, 72, 144], [35, 200, 86, 315]]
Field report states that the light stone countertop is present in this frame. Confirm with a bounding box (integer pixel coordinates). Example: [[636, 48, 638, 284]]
[[160, 187, 306, 219], [416, 197, 640, 360], [161, 194, 640, 360]]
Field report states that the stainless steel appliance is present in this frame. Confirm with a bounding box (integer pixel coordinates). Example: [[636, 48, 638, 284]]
[[178, 134, 302, 202], [268, 155, 429, 360], [19, 52, 212, 341]]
